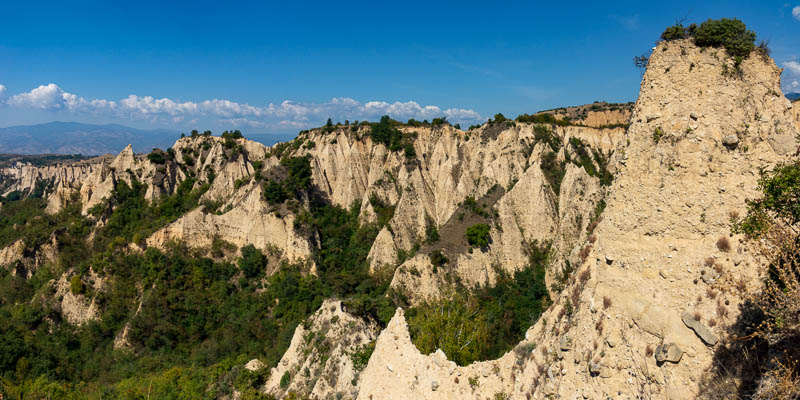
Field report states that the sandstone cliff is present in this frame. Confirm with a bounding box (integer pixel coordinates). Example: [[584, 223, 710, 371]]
[[263, 300, 379, 400], [355, 39, 798, 399]]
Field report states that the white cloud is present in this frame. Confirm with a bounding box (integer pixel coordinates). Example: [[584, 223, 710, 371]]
[[793, 5, 800, 21], [1, 82, 484, 130], [782, 61, 800, 93], [8, 83, 70, 109], [0, 84, 6, 97], [784, 60, 800, 76]]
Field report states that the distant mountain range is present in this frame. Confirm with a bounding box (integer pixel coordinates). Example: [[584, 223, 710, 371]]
[[0, 122, 297, 155], [787, 92, 800, 101]]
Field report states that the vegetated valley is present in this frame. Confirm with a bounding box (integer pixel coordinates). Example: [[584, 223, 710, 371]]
[[1, 18, 800, 400]]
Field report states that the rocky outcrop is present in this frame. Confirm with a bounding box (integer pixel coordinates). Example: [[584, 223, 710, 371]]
[[146, 183, 314, 264], [264, 300, 379, 400], [353, 39, 799, 399], [52, 272, 103, 325], [0, 240, 25, 269], [0, 237, 59, 278]]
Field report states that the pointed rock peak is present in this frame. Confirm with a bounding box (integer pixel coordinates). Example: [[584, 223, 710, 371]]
[[116, 144, 134, 159], [387, 307, 407, 329], [111, 144, 136, 170]]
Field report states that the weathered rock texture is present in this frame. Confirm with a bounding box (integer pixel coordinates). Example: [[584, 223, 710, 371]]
[[52, 271, 104, 325], [264, 300, 379, 400], [2, 112, 621, 299], [355, 39, 799, 399]]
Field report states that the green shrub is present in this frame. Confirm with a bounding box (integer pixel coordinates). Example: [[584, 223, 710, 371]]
[[408, 293, 490, 366], [431, 117, 448, 126], [715, 160, 800, 398], [239, 245, 267, 279], [147, 151, 166, 165], [409, 241, 549, 365], [425, 214, 439, 243], [369, 115, 418, 160], [533, 124, 562, 152], [466, 223, 491, 248], [69, 275, 85, 295], [350, 342, 375, 371], [463, 196, 490, 218], [429, 250, 448, 269], [652, 127, 665, 143], [694, 18, 755, 60], [540, 151, 566, 195], [280, 371, 291, 388], [368, 194, 395, 228], [263, 180, 289, 205], [660, 19, 757, 64], [566, 137, 613, 186], [370, 115, 402, 146], [221, 130, 244, 140], [516, 113, 570, 127], [660, 24, 690, 41], [281, 156, 313, 194], [734, 161, 800, 236]]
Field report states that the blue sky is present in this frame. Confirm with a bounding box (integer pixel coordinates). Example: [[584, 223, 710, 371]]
[[0, 0, 798, 134]]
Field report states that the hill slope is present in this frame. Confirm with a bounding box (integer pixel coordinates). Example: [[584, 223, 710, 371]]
[[0, 122, 297, 156]]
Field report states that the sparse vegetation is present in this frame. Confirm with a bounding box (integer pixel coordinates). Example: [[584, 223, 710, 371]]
[[369, 115, 418, 160], [541, 151, 566, 196], [716, 236, 731, 252], [408, 240, 549, 365], [350, 342, 375, 372], [702, 160, 800, 399], [280, 371, 291, 388], [466, 223, 491, 248], [652, 127, 665, 144], [659, 18, 759, 70], [147, 150, 167, 164], [429, 250, 448, 270], [69, 275, 85, 295]]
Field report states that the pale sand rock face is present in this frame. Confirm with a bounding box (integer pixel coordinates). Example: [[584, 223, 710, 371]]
[[264, 299, 379, 400], [146, 183, 314, 264], [386, 132, 611, 304], [0, 236, 59, 279], [366, 227, 397, 274], [300, 123, 622, 270], [355, 40, 798, 399], [0, 240, 25, 269], [52, 272, 103, 326], [0, 135, 316, 268], [552, 108, 632, 128]]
